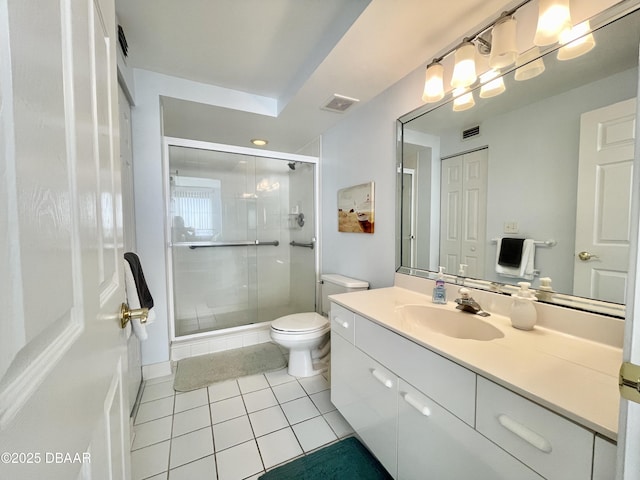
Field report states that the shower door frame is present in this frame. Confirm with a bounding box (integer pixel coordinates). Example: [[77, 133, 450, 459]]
[[162, 136, 320, 342]]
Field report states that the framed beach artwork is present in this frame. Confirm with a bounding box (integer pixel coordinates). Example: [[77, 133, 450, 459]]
[[337, 182, 375, 234]]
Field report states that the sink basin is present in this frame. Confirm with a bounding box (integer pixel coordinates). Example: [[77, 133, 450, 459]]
[[396, 305, 504, 341]]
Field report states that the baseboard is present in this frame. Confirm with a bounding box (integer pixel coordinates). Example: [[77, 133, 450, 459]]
[[142, 361, 173, 380], [170, 322, 272, 362]]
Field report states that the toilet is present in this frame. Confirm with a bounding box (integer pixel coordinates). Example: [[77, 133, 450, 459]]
[[270, 274, 369, 377]]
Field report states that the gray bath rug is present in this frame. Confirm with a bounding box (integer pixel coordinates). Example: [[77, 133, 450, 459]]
[[173, 342, 287, 392]]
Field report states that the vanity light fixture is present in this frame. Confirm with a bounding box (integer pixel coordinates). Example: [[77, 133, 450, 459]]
[[422, 61, 445, 102], [514, 47, 546, 81], [451, 41, 477, 88], [534, 0, 572, 46], [489, 14, 518, 68], [557, 21, 595, 61], [479, 70, 506, 98], [420, 0, 596, 104], [452, 88, 475, 112], [251, 139, 268, 146]]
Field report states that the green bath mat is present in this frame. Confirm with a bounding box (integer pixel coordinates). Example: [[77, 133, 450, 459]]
[[173, 342, 286, 392], [258, 437, 393, 480]]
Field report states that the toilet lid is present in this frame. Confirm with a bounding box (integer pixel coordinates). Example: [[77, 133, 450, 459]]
[[271, 312, 328, 333]]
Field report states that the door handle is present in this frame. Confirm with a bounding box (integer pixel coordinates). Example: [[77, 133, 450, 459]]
[[119, 303, 148, 329], [577, 251, 599, 261]]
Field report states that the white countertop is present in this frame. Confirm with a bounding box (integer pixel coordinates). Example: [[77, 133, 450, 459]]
[[330, 286, 622, 441]]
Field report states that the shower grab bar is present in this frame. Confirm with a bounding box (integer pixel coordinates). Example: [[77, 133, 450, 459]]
[[290, 240, 314, 250], [187, 240, 279, 249]]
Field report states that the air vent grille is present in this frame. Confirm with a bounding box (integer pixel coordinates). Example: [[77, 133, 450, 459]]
[[118, 25, 128, 57], [321, 94, 360, 113], [462, 125, 480, 140]]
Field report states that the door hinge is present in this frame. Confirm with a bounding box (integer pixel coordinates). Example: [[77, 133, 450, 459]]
[[620, 362, 640, 403]]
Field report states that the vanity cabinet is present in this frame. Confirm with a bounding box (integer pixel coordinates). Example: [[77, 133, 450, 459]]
[[330, 302, 608, 480]]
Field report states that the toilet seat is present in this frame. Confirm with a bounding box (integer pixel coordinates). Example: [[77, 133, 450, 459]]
[[271, 312, 328, 334]]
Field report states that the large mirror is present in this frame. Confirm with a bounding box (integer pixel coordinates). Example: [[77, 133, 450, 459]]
[[397, 3, 640, 317]]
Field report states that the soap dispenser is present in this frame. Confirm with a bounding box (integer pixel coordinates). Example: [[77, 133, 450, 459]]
[[432, 266, 447, 304], [536, 277, 554, 302], [510, 281, 537, 330]]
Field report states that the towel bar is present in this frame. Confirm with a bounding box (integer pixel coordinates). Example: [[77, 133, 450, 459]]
[[187, 240, 279, 249], [490, 238, 556, 247]]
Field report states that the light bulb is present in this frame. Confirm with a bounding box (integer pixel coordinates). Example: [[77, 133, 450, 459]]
[[479, 70, 506, 98], [534, 0, 571, 46], [515, 47, 545, 81], [451, 42, 477, 89], [490, 15, 518, 68], [557, 21, 595, 60], [422, 63, 445, 103], [452, 88, 475, 112]]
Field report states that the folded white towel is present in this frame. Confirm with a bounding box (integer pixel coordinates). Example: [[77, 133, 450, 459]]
[[495, 238, 536, 280], [124, 259, 155, 341]]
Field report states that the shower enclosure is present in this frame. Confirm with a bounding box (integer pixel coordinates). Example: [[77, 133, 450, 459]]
[[165, 139, 318, 339]]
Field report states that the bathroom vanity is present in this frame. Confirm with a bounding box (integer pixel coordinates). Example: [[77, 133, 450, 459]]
[[329, 276, 620, 479]]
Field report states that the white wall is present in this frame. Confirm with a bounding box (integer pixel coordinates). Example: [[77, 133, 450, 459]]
[[320, 71, 425, 288]]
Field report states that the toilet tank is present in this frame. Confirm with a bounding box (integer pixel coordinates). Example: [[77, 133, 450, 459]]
[[320, 274, 369, 315]]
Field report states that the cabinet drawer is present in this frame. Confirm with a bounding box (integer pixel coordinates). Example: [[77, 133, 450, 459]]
[[330, 302, 355, 344], [476, 377, 594, 480], [355, 315, 476, 425], [398, 380, 542, 480]]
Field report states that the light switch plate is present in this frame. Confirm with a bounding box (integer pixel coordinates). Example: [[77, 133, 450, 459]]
[[504, 221, 519, 234]]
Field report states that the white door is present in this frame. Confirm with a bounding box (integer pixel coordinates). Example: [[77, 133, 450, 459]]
[[440, 148, 488, 278], [618, 92, 640, 477], [119, 85, 143, 417], [574, 98, 635, 303], [0, 0, 130, 478], [401, 169, 416, 267]]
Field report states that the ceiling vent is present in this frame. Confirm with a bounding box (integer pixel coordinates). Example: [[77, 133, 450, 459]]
[[321, 94, 360, 113], [462, 125, 480, 140]]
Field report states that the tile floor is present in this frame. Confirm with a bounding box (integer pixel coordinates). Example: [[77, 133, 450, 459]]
[[130, 368, 354, 480]]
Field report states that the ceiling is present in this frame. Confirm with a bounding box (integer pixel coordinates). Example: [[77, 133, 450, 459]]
[[115, 0, 516, 154]]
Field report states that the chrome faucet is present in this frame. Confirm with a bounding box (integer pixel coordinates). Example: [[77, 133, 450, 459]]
[[455, 288, 490, 317]]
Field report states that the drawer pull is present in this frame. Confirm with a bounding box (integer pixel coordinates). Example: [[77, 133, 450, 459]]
[[371, 369, 393, 388], [497, 414, 552, 453], [403, 393, 431, 416], [334, 317, 349, 329]]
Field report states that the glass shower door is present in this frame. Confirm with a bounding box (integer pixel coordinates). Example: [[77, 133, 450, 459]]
[[168, 145, 316, 338]]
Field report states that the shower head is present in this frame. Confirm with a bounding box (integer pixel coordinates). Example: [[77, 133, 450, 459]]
[[288, 162, 296, 170]]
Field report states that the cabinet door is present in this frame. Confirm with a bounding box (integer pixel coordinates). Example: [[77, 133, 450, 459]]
[[593, 435, 616, 480], [476, 377, 593, 480], [331, 334, 397, 478], [397, 380, 543, 480]]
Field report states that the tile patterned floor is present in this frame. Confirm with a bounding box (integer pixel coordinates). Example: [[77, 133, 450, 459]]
[[130, 368, 354, 480]]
